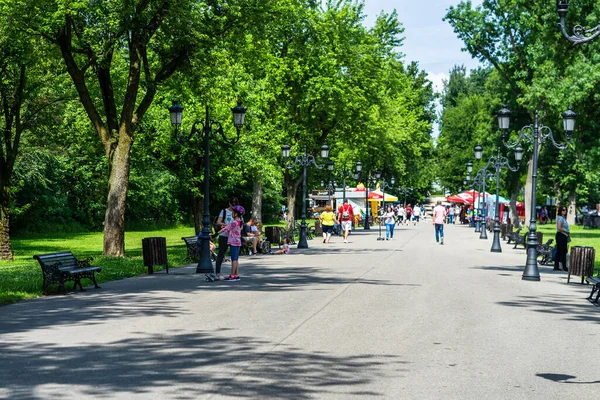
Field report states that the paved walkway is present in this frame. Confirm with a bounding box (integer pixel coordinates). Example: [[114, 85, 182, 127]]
[[0, 222, 598, 399]]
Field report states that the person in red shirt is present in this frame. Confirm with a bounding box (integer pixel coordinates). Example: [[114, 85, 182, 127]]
[[405, 204, 413, 226], [338, 199, 354, 244]]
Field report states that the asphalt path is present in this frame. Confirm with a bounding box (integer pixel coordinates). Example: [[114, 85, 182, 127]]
[[0, 221, 598, 399]]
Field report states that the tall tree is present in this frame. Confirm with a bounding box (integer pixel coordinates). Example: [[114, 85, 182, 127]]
[[7, 0, 256, 255], [0, 12, 66, 259]]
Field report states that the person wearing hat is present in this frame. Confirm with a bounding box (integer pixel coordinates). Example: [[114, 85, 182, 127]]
[[214, 197, 239, 280]]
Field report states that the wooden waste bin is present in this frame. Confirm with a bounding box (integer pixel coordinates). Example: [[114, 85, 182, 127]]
[[265, 226, 282, 248], [568, 246, 595, 284], [142, 237, 169, 274]]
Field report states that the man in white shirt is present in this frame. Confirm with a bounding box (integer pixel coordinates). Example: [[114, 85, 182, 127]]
[[397, 205, 405, 226]]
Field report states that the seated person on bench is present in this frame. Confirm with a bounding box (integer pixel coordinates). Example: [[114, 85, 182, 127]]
[[242, 217, 261, 255]]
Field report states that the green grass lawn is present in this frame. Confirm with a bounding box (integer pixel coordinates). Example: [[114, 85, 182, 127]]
[[0, 226, 199, 305], [530, 223, 600, 272], [0, 221, 315, 305]]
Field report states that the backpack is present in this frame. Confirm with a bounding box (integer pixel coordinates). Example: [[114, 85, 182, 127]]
[[260, 240, 271, 254], [341, 204, 351, 219], [213, 209, 227, 230]]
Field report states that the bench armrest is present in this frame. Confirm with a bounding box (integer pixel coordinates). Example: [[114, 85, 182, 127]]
[[77, 257, 94, 268]]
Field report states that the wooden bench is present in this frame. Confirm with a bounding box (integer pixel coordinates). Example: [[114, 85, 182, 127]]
[[537, 239, 554, 266], [182, 236, 219, 262], [586, 276, 600, 304], [34, 251, 101, 294]]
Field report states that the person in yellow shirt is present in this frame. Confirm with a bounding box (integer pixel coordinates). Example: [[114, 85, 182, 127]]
[[319, 205, 338, 243]]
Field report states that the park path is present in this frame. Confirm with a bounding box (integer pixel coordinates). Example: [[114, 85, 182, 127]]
[[0, 221, 598, 399]]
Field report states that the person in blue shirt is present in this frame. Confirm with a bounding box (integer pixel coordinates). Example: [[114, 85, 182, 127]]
[[554, 206, 570, 271]]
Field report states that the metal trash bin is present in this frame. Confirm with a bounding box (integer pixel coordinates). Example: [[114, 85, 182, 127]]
[[142, 237, 169, 274], [568, 246, 595, 284]]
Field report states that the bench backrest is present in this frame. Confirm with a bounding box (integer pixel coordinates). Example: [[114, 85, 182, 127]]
[[182, 236, 198, 245], [33, 252, 79, 271]]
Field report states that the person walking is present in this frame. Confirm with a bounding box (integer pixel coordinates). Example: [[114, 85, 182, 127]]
[[433, 200, 447, 245], [448, 204, 455, 224], [338, 199, 354, 244], [405, 204, 413, 226], [397, 204, 405, 226], [554, 205, 570, 271], [320, 205, 338, 243], [218, 205, 244, 281], [384, 205, 395, 240], [214, 197, 239, 281], [413, 204, 421, 225]]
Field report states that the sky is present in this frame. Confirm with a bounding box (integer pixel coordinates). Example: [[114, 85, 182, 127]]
[[361, 0, 484, 92]]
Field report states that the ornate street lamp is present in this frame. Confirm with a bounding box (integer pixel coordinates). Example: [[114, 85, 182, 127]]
[[497, 106, 576, 280], [480, 147, 522, 252], [282, 143, 330, 249], [168, 100, 246, 273], [362, 168, 381, 230], [557, 1, 600, 45], [372, 172, 394, 241], [339, 161, 362, 203], [473, 146, 495, 240]]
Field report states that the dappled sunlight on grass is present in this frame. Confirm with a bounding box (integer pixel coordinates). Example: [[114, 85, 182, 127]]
[[0, 226, 196, 305]]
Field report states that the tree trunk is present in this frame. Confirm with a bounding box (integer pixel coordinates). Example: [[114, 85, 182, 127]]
[[252, 178, 263, 222], [510, 191, 520, 229], [102, 135, 133, 257], [523, 154, 534, 226], [191, 195, 203, 234], [0, 184, 14, 261], [286, 183, 298, 231], [567, 189, 576, 226]]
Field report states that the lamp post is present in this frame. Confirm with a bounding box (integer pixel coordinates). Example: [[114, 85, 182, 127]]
[[168, 101, 247, 273], [472, 163, 495, 240], [341, 162, 362, 203], [477, 145, 523, 252], [497, 106, 576, 280], [282, 143, 330, 249], [321, 178, 337, 207], [363, 169, 381, 230], [557, 1, 600, 45], [467, 162, 482, 233], [373, 173, 395, 241]]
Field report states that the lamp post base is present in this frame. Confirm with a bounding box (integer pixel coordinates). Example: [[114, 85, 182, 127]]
[[490, 222, 502, 252], [522, 240, 541, 281], [196, 233, 214, 273], [297, 222, 309, 249], [479, 225, 488, 239]]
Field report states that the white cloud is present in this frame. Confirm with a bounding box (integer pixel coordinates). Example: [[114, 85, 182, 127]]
[[427, 71, 449, 94]]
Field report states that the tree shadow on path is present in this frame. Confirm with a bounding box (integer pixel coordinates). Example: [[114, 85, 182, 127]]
[[0, 330, 408, 399], [0, 264, 417, 335]]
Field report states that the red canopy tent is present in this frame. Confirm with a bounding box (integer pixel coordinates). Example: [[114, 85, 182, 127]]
[[446, 191, 480, 204]]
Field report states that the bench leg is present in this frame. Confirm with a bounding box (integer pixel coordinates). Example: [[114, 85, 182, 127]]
[[90, 274, 101, 289], [594, 288, 600, 304], [73, 278, 85, 291], [59, 282, 69, 295], [588, 285, 599, 301]]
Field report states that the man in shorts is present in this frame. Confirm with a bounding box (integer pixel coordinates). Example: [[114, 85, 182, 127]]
[[338, 199, 354, 244], [242, 217, 261, 255]]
